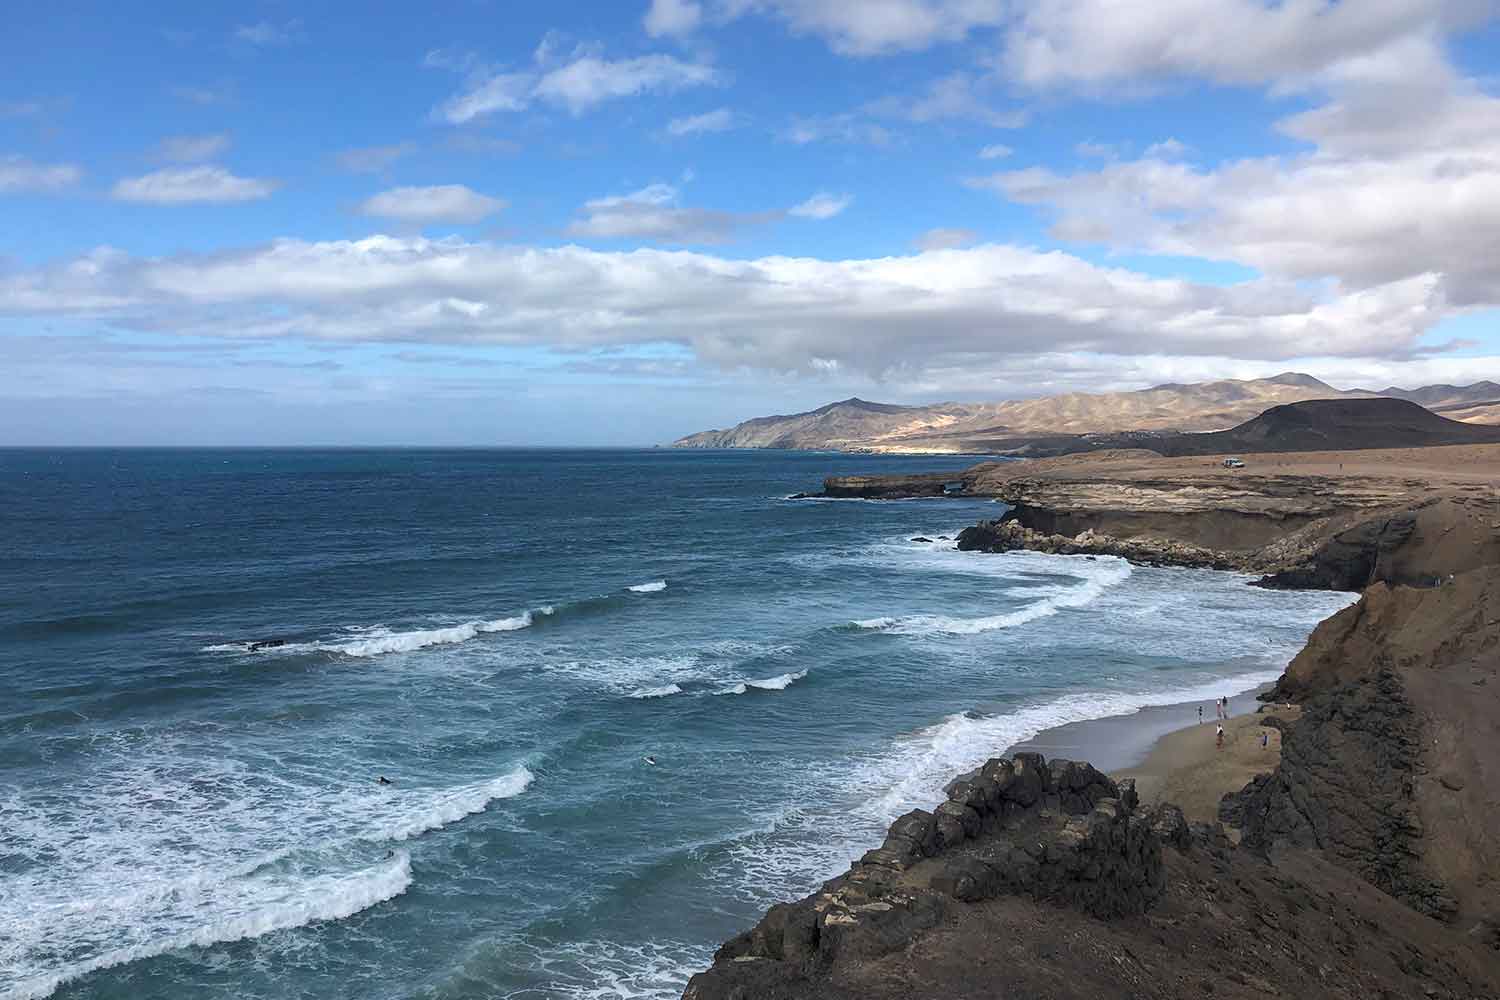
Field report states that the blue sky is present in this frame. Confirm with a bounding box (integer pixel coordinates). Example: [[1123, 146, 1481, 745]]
[[3, 1, 1499, 445]]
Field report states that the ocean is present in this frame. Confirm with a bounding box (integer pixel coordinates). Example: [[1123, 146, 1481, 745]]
[[0, 448, 1357, 1000]]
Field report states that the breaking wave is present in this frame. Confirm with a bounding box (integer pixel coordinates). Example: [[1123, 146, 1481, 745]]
[[714, 669, 808, 696], [850, 555, 1132, 636], [628, 580, 668, 593]]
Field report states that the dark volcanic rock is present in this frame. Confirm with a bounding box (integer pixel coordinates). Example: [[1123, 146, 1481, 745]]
[[1232, 669, 1458, 920], [1255, 511, 1420, 590], [686, 751, 1168, 998], [956, 512, 1250, 571]]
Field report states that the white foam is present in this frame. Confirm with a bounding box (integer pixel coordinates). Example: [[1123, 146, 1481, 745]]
[[627, 580, 668, 593], [629, 684, 684, 699], [855, 667, 1283, 823], [715, 669, 808, 695], [854, 555, 1133, 636], [201, 608, 552, 659], [6, 854, 413, 1000], [0, 763, 532, 1000]]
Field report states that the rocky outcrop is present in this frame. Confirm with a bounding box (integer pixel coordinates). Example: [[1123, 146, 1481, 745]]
[[685, 753, 1167, 996], [1226, 670, 1459, 920], [818, 471, 971, 499], [955, 514, 1263, 572]]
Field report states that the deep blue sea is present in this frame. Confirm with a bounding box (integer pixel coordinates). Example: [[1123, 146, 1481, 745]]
[[0, 449, 1357, 1000]]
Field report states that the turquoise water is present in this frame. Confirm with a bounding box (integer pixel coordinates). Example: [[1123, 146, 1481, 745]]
[[0, 449, 1356, 1000]]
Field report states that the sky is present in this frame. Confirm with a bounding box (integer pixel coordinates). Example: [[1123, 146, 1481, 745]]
[[3, 0, 1500, 445]]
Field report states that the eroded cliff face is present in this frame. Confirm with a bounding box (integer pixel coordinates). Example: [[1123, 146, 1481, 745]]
[[685, 750, 1500, 1000]]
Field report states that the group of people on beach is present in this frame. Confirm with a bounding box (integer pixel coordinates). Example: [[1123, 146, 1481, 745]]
[[1199, 697, 1229, 748]]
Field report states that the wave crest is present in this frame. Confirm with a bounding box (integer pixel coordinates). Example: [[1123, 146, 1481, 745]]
[[627, 580, 667, 593]]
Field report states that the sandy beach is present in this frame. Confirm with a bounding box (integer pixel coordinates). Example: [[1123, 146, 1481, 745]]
[[1007, 684, 1295, 825]]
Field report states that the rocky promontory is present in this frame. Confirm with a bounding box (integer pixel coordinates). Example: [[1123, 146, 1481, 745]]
[[688, 443, 1500, 999]]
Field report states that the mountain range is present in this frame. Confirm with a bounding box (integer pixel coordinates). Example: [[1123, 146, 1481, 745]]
[[671, 374, 1500, 454]]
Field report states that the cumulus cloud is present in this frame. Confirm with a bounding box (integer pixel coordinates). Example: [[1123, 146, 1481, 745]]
[[154, 133, 231, 162], [0, 238, 1451, 379], [566, 183, 759, 243], [998, 0, 1487, 88], [336, 143, 417, 173], [0, 155, 82, 194], [727, 0, 1006, 55], [667, 108, 738, 135], [973, 38, 1500, 308], [111, 166, 278, 204], [358, 185, 506, 224], [914, 227, 978, 250], [645, 0, 703, 37], [789, 192, 852, 219]]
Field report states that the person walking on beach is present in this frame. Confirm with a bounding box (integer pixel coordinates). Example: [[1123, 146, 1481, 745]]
[[1216, 723, 1224, 749], [1198, 705, 1203, 725]]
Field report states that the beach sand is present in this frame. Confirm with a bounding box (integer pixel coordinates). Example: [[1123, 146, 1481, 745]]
[[1007, 685, 1297, 827]]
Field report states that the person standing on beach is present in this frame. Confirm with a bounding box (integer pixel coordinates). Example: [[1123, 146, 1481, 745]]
[[1198, 705, 1203, 725], [1216, 723, 1224, 749]]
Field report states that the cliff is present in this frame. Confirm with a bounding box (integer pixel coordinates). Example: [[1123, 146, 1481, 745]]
[[687, 444, 1500, 998]]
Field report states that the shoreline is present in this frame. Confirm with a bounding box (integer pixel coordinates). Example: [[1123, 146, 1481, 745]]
[[1004, 681, 1272, 775]]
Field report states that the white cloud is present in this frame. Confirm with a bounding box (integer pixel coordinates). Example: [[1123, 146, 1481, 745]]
[[566, 183, 757, 243], [789, 192, 852, 219], [1143, 138, 1190, 159], [433, 72, 534, 124], [1075, 140, 1115, 158], [358, 185, 506, 224], [336, 143, 417, 173], [645, 0, 703, 37], [0, 238, 1451, 379], [234, 20, 304, 45], [727, 0, 1007, 55], [914, 227, 979, 250], [154, 133, 231, 162], [974, 38, 1500, 309], [0, 155, 82, 194], [110, 166, 278, 204], [429, 47, 720, 122], [999, 0, 1487, 88], [667, 107, 737, 135], [534, 53, 721, 114], [978, 143, 1012, 160]]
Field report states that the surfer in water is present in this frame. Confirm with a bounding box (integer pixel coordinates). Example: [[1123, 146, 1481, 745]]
[[642, 755, 658, 766], [377, 775, 394, 785]]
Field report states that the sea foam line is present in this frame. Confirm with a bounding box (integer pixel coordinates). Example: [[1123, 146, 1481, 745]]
[[6, 853, 414, 1000], [627, 579, 668, 593], [203, 608, 553, 659], [851, 555, 1132, 636], [1, 765, 534, 1000]]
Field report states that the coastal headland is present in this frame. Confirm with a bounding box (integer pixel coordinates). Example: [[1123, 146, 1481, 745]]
[[685, 441, 1500, 998]]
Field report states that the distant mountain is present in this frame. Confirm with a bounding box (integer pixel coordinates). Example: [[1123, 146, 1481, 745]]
[[1159, 397, 1500, 456], [672, 374, 1500, 453]]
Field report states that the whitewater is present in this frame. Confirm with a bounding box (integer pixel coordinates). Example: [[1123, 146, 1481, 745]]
[[0, 448, 1358, 1000]]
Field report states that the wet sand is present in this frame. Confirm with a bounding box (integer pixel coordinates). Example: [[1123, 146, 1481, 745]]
[[1007, 684, 1295, 825]]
